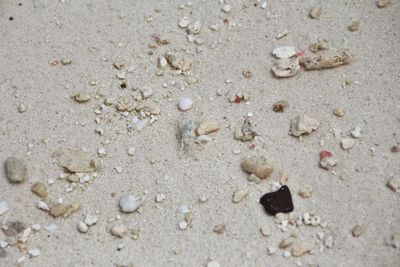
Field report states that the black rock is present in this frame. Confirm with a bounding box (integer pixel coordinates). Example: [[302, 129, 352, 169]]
[[260, 185, 294, 215]]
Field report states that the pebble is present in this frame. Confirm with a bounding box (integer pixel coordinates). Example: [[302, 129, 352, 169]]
[[141, 86, 153, 99], [119, 194, 145, 213], [84, 214, 98, 226], [222, 4, 231, 13], [18, 104, 26, 113], [241, 157, 274, 179], [178, 221, 188, 230], [350, 127, 362, 138], [188, 21, 202, 34], [97, 147, 107, 157], [31, 182, 48, 198], [207, 261, 220, 267], [178, 97, 193, 111], [31, 224, 41, 231], [279, 236, 297, 249], [377, 0, 390, 8], [114, 166, 123, 174], [348, 21, 360, 32], [267, 247, 277, 255], [159, 56, 168, 68], [387, 177, 400, 192], [272, 46, 296, 59], [319, 155, 338, 170], [260, 185, 294, 215], [77, 221, 88, 233], [44, 223, 57, 232], [289, 115, 320, 137], [309, 6, 322, 19], [213, 224, 225, 234], [352, 224, 366, 237], [127, 147, 136, 156], [28, 248, 40, 257], [0, 201, 9, 216], [178, 17, 190, 28], [283, 251, 292, 258], [391, 146, 400, 153], [261, 2, 267, 9], [261, 225, 271, 236], [333, 107, 346, 117], [36, 201, 50, 211], [4, 157, 28, 183], [292, 241, 314, 257], [232, 189, 249, 203], [196, 120, 219, 136], [155, 193, 165, 203], [298, 184, 313, 198], [49, 204, 68, 218], [341, 138, 355, 150], [72, 91, 91, 103], [111, 224, 127, 238], [273, 101, 288, 112]]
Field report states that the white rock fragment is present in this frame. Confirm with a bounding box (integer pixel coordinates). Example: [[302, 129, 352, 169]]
[[289, 115, 320, 137], [97, 147, 107, 157], [387, 177, 400, 192], [114, 166, 123, 174], [36, 201, 50, 211], [159, 56, 168, 69], [119, 194, 145, 213], [31, 224, 41, 231], [178, 221, 188, 230], [298, 184, 313, 198], [0, 241, 8, 248], [178, 17, 190, 28], [0, 201, 9, 216], [232, 189, 248, 203], [283, 250, 292, 258], [261, 2, 267, 9], [44, 223, 57, 232], [272, 46, 296, 59], [207, 261, 220, 267], [222, 4, 232, 13], [324, 236, 333, 248], [127, 147, 136, 156], [341, 138, 355, 150], [141, 86, 153, 99], [84, 214, 98, 226], [188, 21, 202, 34], [155, 193, 165, 203], [350, 127, 362, 138], [131, 116, 150, 131], [267, 247, 277, 255], [261, 225, 271, 236], [77, 221, 88, 233], [178, 97, 193, 111]]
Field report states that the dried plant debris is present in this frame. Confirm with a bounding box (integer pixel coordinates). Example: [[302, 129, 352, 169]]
[[179, 118, 195, 152], [289, 115, 320, 137], [234, 119, 257, 141], [301, 50, 353, 70], [53, 148, 100, 173], [310, 40, 329, 52], [4, 157, 27, 183], [260, 185, 294, 215], [242, 157, 274, 180], [273, 101, 288, 112]]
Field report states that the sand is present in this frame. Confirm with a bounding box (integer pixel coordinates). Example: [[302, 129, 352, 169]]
[[0, 0, 399, 266]]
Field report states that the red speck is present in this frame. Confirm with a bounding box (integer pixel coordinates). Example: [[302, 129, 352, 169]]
[[319, 151, 332, 159], [297, 49, 305, 57], [223, 18, 229, 24], [391, 146, 400, 153], [249, 144, 256, 149], [234, 96, 242, 103]]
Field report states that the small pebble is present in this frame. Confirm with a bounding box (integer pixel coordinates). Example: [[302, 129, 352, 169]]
[[261, 225, 271, 236], [267, 247, 277, 255], [377, 0, 390, 8], [279, 236, 296, 249], [292, 241, 314, 257], [309, 6, 322, 19], [119, 194, 145, 213], [97, 147, 107, 157], [213, 224, 225, 234], [127, 147, 136, 156], [350, 127, 362, 138], [352, 224, 366, 237], [111, 224, 127, 238], [178, 97, 193, 111], [36, 201, 50, 211], [273, 101, 288, 112], [84, 214, 98, 226], [222, 4, 231, 13], [261, 2, 267, 9], [232, 189, 248, 203], [4, 157, 28, 183], [178, 221, 188, 230], [272, 46, 296, 59], [289, 115, 320, 137], [260, 185, 294, 215], [283, 250, 292, 258], [31, 182, 48, 198], [141, 86, 153, 99], [333, 107, 346, 117], [178, 17, 190, 28], [348, 21, 360, 32], [242, 157, 274, 179], [18, 104, 26, 113], [196, 120, 219, 136], [159, 56, 168, 68], [387, 177, 400, 192], [72, 91, 91, 103], [28, 248, 40, 257], [341, 138, 355, 150], [77, 221, 88, 233], [155, 193, 165, 203]]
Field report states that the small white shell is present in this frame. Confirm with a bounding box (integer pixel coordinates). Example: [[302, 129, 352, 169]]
[[119, 194, 145, 213], [178, 97, 193, 111]]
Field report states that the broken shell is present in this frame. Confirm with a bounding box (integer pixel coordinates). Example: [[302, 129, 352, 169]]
[[272, 57, 300, 78], [119, 194, 145, 213], [289, 115, 320, 137], [232, 189, 248, 203], [242, 157, 274, 179], [196, 120, 219, 135], [272, 46, 296, 59]]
